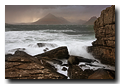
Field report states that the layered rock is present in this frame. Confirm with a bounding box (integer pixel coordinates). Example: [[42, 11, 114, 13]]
[[5, 47, 68, 79], [88, 5, 115, 66]]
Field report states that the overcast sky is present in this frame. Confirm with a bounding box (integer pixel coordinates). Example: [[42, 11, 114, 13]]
[[5, 5, 111, 24]]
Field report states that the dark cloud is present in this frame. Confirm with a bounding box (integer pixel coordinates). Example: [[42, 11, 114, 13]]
[[5, 5, 111, 23], [5, 5, 68, 11]]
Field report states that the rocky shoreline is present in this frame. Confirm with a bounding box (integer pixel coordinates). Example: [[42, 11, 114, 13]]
[[5, 46, 68, 79], [5, 5, 115, 79], [5, 46, 115, 79]]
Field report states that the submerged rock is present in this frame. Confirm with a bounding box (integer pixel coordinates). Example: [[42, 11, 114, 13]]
[[43, 48, 49, 52], [37, 43, 57, 48], [62, 67, 67, 71]]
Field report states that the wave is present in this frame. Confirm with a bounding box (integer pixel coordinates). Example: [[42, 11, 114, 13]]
[[5, 29, 96, 57], [27, 43, 58, 48], [7, 48, 25, 53]]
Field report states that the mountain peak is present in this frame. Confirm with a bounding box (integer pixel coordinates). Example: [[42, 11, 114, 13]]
[[32, 13, 70, 25], [91, 16, 97, 19], [83, 16, 97, 25], [48, 13, 53, 15], [45, 13, 56, 17]]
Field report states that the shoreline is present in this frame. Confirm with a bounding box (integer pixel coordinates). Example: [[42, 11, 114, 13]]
[[5, 46, 115, 79]]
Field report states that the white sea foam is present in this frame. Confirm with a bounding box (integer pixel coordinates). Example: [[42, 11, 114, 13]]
[[46, 60, 68, 77], [5, 30, 96, 58], [5, 30, 115, 78], [78, 62, 115, 71]]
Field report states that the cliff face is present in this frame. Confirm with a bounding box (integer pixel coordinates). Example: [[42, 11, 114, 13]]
[[88, 5, 115, 66]]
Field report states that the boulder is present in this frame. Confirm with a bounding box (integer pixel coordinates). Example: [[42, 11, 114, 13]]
[[37, 43, 57, 48], [88, 69, 114, 79], [62, 67, 67, 71], [68, 65, 94, 79], [14, 50, 30, 57], [40, 57, 63, 65], [35, 46, 70, 59], [5, 52, 67, 79], [68, 56, 97, 65], [68, 56, 79, 65], [5, 54, 13, 61], [8, 48, 26, 52]]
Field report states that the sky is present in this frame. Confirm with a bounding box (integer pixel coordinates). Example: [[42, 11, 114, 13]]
[[5, 5, 111, 24]]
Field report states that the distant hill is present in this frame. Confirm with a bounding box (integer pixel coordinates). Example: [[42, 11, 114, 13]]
[[32, 13, 71, 25], [83, 16, 97, 25], [73, 19, 86, 25], [5, 23, 11, 25]]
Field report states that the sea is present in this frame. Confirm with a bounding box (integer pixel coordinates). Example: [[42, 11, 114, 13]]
[[5, 25, 115, 77]]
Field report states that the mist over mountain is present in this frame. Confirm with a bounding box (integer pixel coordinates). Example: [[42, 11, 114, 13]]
[[5, 23, 9, 25], [32, 13, 97, 25], [6, 14, 97, 25], [32, 13, 71, 25], [83, 16, 97, 25], [72, 19, 86, 25]]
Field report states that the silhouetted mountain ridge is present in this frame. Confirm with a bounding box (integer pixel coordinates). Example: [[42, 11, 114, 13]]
[[32, 13, 71, 25], [83, 16, 97, 25]]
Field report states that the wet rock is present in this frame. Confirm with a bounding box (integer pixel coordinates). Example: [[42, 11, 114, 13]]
[[88, 69, 114, 79], [68, 56, 79, 65], [5, 54, 13, 61], [5, 52, 67, 79], [61, 64, 69, 67], [37, 43, 57, 48], [68, 56, 97, 65], [68, 65, 94, 79], [5, 54, 13, 57], [43, 48, 49, 52], [87, 46, 115, 66], [8, 48, 26, 52], [40, 59, 57, 72], [35, 46, 70, 59], [40, 57, 63, 65], [14, 50, 30, 57], [62, 67, 67, 71]]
